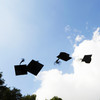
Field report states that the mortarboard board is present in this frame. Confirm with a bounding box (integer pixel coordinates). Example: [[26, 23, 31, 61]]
[[14, 65, 27, 76], [57, 52, 72, 61], [55, 52, 72, 64], [27, 60, 44, 76], [82, 55, 92, 63]]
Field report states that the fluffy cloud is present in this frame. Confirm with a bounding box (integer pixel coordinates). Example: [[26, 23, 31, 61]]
[[35, 27, 100, 100], [75, 35, 85, 42], [65, 25, 71, 32]]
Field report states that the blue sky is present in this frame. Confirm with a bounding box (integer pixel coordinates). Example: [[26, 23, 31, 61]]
[[0, 0, 100, 97]]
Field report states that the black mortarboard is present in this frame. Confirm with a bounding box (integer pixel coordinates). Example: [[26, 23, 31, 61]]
[[82, 55, 92, 63], [14, 65, 27, 76], [55, 52, 72, 64], [27, 60, 44, 76], [57, 52, 72, 61]]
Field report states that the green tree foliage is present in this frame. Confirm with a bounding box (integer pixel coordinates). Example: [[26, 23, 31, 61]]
[[21, 94, 36, 100], [0, 72, 22, 100], [50, 96, 62, 100], [0, 87, 22, 100], [0, 72, 5, 86], [0, 72, 36, 100]]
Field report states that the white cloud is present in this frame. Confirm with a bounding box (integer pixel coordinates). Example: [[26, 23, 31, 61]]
[[73, 28, 82, 34], [35, 27, 100, 100], [93, 27, 100, 41], [75, 35, 85, 42], [65, 25, 83, 46], [65, 25, 71, 32]]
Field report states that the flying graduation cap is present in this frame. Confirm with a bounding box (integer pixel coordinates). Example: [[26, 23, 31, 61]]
[[14, 59, 44, 76], [14, 65, 27, 76], [81, 55, 92, 63], [55, 52, 72, 64], [27, 60, 44, 76], [14, 58, 27, 76]]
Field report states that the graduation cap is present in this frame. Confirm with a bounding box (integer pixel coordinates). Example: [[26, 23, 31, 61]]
[[55, 52, 72, 64], [82, 55, 92, 63], [27, 60, 44, 76], [14, 65, 27, 76]]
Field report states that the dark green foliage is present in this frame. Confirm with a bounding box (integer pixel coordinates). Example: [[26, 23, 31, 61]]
[[0, 87, 22, 100], [0, 72, 36, 100], [21, 94, 36, 100], [0, 72, 5, 85], [0, 72, 22, 100], [50, 96, 62, 100], [0, 86, 22, 100]]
